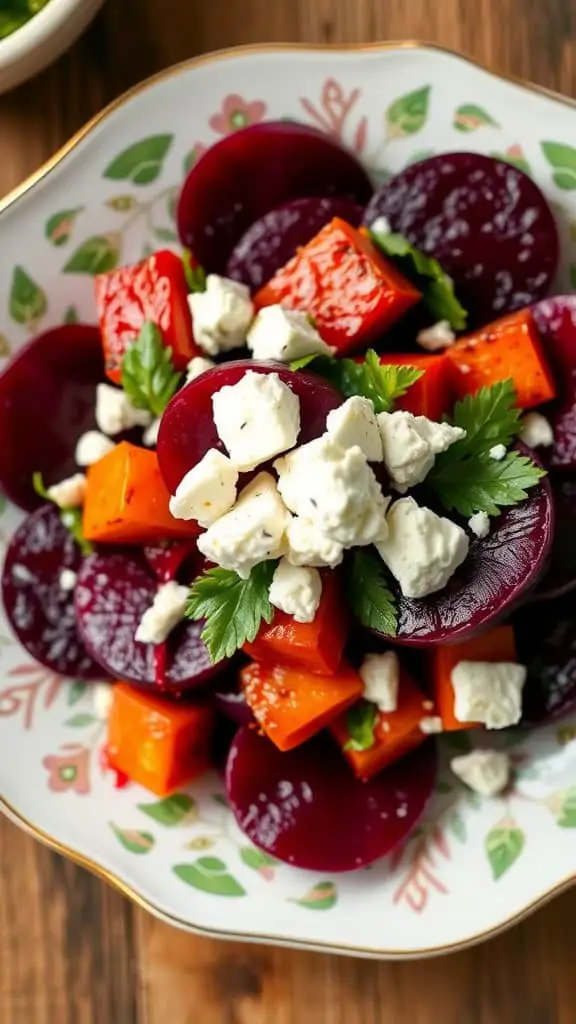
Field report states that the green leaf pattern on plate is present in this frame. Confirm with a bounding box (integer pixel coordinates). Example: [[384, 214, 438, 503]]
[[9, 266, 47, 326], [385, 85, 431, 138], [45, 207, 84, 247], [67, 681, 87, 706], [65, 713, 96, 727], [485, 818, 525, 879], [453, 104, 499, 132], [138, 793, 198, 826], [103, 135, 174, 185], [557, 787, 576, 828], [63, 234, 121, 275], [63, 305, 79, 325], [541, 141, 576, 190], [173, 857, 246, 896], [106, 194, 140, 212], [110, 824, 155, 854], [293, 881, 338, 910]]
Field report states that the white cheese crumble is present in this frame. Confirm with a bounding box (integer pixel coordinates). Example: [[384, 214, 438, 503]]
[[247, 305, 334, 362], [326, 396, 383, 462], [519, 412, 554, 448], [188, 274, 254, 356], [419, 715, 443, 734], [59, 568, 78, 591], [143, 418, 161, 448], [212, 371, 300, 472], [450, 749, 511, 797], [489, 444, 507, 461], [269, 558, 322, 623], [370, 215, 392, 235], [197, 472, 290, 579], [134, 581, 189, 645], [285, 517, 344, 568], [169, 449, 239, 527], [468, 511, 490, 539], [376, 497, 469, 599], [75, 431, 115, 467], [451, 660, 527, 729], [95, 382, 153, 436], [359, 651, 399, 712], [377, 410, 465, 491], [92, 682, 114, 719], [47, 473, 87, 509], [186, 355, 216, 383], [416, 320, 456, 352], [274, 436, 389, 548]]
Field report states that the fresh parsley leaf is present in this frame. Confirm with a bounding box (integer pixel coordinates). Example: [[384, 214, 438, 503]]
[[440, 380, 523, 463], [186, 561, 278, 663], [183, 250, 206, 293], [32, 472, 93, 555], [121, 322, 182, 417], [370, 228, 468, 330], [60, 508, 94, 556], [428, 449, 546, 518], [344, 701, 379, 752], [346, 548, 397, 636], [427, 381, 545, 517], [291, 349, 423, 414]]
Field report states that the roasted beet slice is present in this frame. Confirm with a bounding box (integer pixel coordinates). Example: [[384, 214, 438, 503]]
[[2, 504, 103, 679], [363, 153, 559, 325], [214, 674, 255, 726], [177, 121, 373, 273], [0, 325, 104, 511], [515, 600, 576, 722], [387, 470, 554, 646], [157, 361, 343, 494], [143, 541, 199, 583], [532, 296, 576, 469], [532, 476, 576, 601], [226, 727, 436, 871], [225, 196, 363, 291], [75, 548, 223, 690]]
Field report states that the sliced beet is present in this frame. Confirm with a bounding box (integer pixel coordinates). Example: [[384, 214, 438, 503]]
[[363, 153, 559, 325], [157, 361, 343, 494], [177, 121, 373, 274], [74, 548, 224, 691], [514, 600, 576, 723], [214, 674, 254, 726], [225, 196, 363, 291], [2, 504, 103, 679], [0, 325, 104, 511], [226, 727, 437, 871], [531, 296, 576, 469], [143, 541, 199, 583], [532, 476, 576, 601], [388, 469, 554, 646]]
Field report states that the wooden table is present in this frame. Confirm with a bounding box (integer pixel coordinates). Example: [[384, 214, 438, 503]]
[[1, 1, 576, 1020]]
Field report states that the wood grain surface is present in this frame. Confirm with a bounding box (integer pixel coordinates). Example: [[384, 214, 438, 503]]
[[1, 1, 576, 1021]]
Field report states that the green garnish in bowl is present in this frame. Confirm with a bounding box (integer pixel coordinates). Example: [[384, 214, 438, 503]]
[[0, 0, 51, 41]]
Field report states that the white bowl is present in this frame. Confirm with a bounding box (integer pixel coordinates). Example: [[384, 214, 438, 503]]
[[0, 0, 104, 94], [1, 42, 576, 959]]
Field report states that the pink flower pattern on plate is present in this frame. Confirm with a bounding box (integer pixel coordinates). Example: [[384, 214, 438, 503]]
[[300, 78, 368, 154], [209, 95, 267, 136], [43, 744, 91, 795]]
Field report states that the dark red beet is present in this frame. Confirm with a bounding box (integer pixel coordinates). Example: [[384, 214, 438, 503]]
[[0, 325, 104, 511], [225, 196, 363, 291], [74, 548, 224, 690], [388, 469, 554, 646], [2, 504, 103, 679], [226, 727, 437, 871], [157, 361, 344, 494], [531, 296, 576, 469], [363, 153, 559, 325], [514, 600, 576, 723], [143, 541, 199, 583], [214, 676, 255, 726], [532, 476, 576, 601], [177, 121, 373, 273]]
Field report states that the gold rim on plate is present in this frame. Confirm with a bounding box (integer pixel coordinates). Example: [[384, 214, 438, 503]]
[[1, 39, 575, 958]]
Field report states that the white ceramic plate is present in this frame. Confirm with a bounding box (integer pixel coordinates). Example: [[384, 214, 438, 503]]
[[2, 42, 576, 960]]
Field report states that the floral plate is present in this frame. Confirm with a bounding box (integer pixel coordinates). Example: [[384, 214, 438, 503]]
[[2, 41, 576, 960]]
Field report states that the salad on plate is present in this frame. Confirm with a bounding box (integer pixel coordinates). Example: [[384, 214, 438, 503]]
[[2, 120, 576, 874]]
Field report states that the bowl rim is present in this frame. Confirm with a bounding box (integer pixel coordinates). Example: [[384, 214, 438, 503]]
[[1, 38, 576, 958], [0, 0, 92, 64]]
